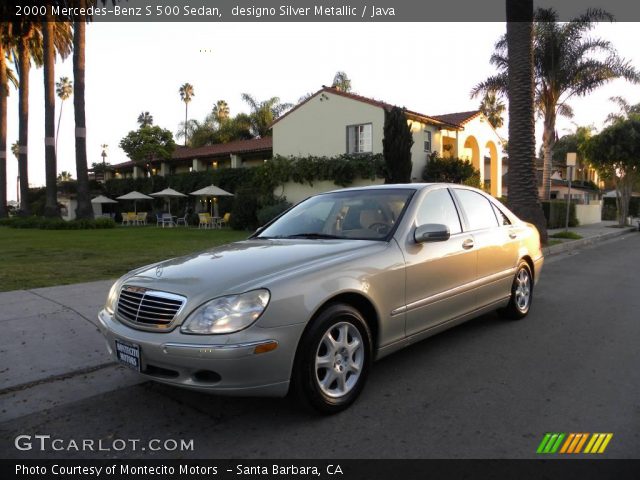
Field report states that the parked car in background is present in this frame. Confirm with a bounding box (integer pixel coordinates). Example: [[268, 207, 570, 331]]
[[98, 184, 543, 413]]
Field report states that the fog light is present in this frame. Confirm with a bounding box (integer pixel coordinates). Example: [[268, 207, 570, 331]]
[[254, 341, 278, 354]]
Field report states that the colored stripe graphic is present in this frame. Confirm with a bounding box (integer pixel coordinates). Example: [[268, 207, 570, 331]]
[[538, 433, 613, 454], [584, 433, 613, 454], [537, 433, 565, 454]]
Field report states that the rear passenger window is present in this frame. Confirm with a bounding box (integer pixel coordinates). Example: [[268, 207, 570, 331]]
[[454, 189, 499, 231], [416, 188, 462, 235], [492, 203, 511, 226]]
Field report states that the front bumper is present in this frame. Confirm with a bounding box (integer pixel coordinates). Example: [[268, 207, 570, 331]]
[[97, 309, 306, 397]]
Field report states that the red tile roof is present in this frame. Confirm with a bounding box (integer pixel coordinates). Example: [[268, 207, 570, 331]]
[[108, 137, 272, 169], [432, 110, 482, 126], [172, 137, 272, 159], [271, 86, 462, 129]]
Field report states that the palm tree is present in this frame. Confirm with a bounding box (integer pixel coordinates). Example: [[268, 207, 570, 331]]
[[241, 93, 293, 138], [137, 111, 154, 127], [55, 76, 72, 156], [57, 171, 73, 182], [473, 7, 639, 200], [72, 3, 94, 219], [479, 91, 505, 129], [13, 20, 43, 215], [503, 0, 548, 243], [179, 82, 194, 146], [211, 100, 230, 124], [0, 23, 16, 218], [332, 71, 352, 92], [42, 20, 72, 217], [606, 96, 640, 124]]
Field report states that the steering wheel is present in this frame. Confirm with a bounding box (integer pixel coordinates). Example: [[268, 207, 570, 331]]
[[367, 222, 390, 234]]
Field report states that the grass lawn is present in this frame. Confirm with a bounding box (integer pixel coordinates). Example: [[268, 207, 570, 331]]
[[0, 226, 248, 292], [549, 231, 583, 240]]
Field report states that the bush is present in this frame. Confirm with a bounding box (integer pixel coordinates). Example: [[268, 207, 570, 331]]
[[230, 189, 260, 230], [0, 217, 116, 230], [602, 196, 640, 221], [422, 153, 481, 188], [541, 201, 578, 229], [256, 200, 293, 226]]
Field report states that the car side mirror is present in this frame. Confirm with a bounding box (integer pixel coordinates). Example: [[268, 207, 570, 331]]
[[414, 223, 450, 243]]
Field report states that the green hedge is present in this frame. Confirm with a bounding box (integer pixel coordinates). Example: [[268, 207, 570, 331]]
[[541, 201, 578, 229], [0, 217, 116, 230], [602, 196, 640, 221]]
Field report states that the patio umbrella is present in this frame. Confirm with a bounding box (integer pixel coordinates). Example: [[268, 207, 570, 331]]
[[116, 190, 153, 213], [150, 187, 187, 214], [190, 185, 233, 217], [91, 195, 118, 217]]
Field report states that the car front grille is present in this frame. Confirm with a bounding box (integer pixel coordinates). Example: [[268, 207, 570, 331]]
[[116, 286, 186, 330]]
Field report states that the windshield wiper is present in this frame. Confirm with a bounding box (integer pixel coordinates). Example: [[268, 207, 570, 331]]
[[280, 233, 345, 239]]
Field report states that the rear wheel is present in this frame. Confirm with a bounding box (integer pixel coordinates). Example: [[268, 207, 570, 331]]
[[499, 261, 533, 320], [292, 303, 372, 414]]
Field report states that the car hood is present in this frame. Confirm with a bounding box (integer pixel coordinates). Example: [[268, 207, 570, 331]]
[[122, 238, 385, 299]]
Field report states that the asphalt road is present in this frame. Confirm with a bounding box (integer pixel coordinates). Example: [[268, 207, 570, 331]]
[[1, 234, 639, 459]]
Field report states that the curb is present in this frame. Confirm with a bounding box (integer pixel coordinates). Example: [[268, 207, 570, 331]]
[[543, 226, 637, 257]]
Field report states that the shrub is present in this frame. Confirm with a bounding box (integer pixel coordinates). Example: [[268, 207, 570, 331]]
[[230, 189, 260, 230], [256, 200, 293, 226], [0, 217, 115, 230], [602, 196, 640, 221], [422, 153, 481, 188], [541, 201, 578, 229]]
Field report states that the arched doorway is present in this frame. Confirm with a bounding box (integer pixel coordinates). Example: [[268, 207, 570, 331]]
[[463, 135, 483, 183], [485, 140, 501, 197]]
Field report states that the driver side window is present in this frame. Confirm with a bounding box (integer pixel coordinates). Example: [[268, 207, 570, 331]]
[[416, 188, 462, 235]]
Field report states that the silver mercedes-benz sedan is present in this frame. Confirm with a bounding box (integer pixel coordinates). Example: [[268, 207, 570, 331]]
[[98, 184, 543, 413]]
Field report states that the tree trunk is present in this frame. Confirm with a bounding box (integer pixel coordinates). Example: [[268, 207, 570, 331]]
[[184, 103, 188, 146], [541, 108, 556, 201], [18, 36, 31, 216], [505, 0, 548, 243], [43, 19, 59, 217], [73, 10, 93, 219], [0, 38, 8, 218]]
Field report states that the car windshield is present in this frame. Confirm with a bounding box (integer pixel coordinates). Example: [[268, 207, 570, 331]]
[[255, 188, 415, 241]]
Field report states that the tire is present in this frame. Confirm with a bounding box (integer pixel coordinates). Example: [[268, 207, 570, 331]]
[[291, 303, 372, 414], [499, 261, 533, 320]]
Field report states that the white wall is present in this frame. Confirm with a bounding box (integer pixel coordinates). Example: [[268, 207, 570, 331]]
[[576, 203, 602, 225], [273, 91, 385, 158]]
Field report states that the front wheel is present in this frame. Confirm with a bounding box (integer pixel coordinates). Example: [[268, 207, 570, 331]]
[[499, 261, 533, 320], [291, 303, 372, 414]]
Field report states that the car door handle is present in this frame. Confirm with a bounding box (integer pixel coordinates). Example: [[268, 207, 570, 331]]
[[509, 232, 517, 239], [462, 238, 474, 250]]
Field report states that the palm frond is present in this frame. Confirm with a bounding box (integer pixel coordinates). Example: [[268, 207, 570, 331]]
[[470, 74, 507, 99]]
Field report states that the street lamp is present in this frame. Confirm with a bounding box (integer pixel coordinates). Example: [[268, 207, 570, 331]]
[[565, 152, 577, 232]]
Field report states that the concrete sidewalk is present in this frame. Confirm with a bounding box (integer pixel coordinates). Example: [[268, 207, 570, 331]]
[[544, 220, 637, 256], [0, 280, 141, 422], [1, 221, 637, 422]]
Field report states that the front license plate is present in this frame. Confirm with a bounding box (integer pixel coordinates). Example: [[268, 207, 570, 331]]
[[115, 339, 141, 371]]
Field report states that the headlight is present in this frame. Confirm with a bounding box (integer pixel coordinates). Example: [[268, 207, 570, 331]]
[[181, 289, 270, 335], [105, 283, 118, 314]]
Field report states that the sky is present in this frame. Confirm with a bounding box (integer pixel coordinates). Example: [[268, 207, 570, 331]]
[[4, 21, 640, 201]]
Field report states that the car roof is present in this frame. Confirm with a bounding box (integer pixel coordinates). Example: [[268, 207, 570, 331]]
[[323, 183, 477, 194]]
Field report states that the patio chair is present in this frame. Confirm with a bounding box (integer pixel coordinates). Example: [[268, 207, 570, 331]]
[[136, 212, 148, 225], [176, 212, 189, 227], [122, 212, 135, 226], [218, 212, 231, 228], [198, 213, 212, 229], [161, 213, 175, 228], [156, 213, 163, 227]]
